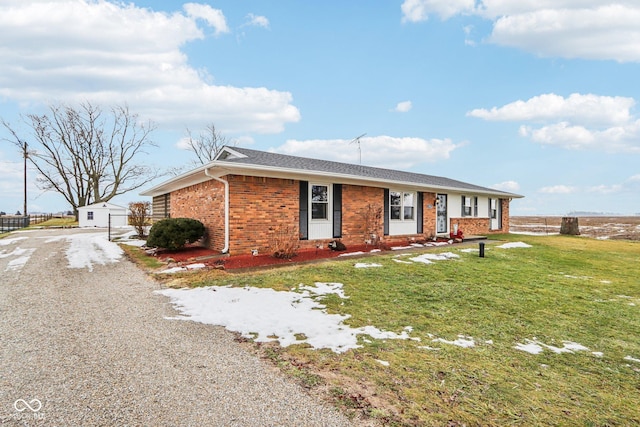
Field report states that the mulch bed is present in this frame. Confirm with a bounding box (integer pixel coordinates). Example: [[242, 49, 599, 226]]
[[154, 239, 456, 271]]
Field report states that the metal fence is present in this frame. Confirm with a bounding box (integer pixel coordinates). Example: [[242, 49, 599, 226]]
[[0, 216, 30, 233], [0, 214, 53, 233]]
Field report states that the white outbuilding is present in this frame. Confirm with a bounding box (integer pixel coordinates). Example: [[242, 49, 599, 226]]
[[78, 202, 128, 228]]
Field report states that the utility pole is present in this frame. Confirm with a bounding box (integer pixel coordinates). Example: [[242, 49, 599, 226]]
[[22, 141, 28, 217]]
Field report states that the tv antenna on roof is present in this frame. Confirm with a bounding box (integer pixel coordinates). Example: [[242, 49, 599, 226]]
[[349, 133, 366, 164]]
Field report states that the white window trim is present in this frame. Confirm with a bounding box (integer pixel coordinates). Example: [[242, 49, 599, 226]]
[[309, 183, 332, 223], [389, 190, 416, 222]]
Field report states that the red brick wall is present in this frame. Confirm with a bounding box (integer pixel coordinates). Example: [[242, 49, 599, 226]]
[[451, 217, 491, 236], [339, 185, 384, 246], [168, 175, 512, 254], [449, 197, 511, 236], [170, 179, 226, 250], [226, 175, 299, 255], [501, 198, 510, 233], [422, 192, 437, 238]]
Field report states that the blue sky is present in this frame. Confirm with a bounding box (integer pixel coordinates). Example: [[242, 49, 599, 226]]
[[1, 0, 639, 215]]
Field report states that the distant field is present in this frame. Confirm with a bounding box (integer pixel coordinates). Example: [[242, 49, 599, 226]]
[[510, 216, 640, 241]]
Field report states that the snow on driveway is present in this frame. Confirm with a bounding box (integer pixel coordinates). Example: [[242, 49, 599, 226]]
[[2, 230, 125, 272], [1, 236, 34, 272], [45, 232, 123, 271]]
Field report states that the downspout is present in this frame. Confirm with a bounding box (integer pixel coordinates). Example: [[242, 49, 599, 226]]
[[204, 168, 229, 254]]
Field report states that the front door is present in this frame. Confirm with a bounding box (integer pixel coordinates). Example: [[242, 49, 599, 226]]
[[436, 194, 447, 233]]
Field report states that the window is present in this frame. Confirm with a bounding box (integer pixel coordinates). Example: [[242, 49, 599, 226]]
[[390, 191, 402, 220], [404, 192, 414, 220], [87, 211, 94, 220], [490, 198, 497, 219], [462, 196, 472, 217], [311, 184, 328, 220], [390, 191, 415, 221]]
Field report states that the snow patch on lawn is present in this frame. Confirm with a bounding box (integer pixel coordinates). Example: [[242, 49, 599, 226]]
[[354, 262, 382, 268], [157, 283, 415, 353], [160, 263, 207, 274], [514, 339, 592, 355], [298, 282, 349, 299], [410, 252, 459, 264], [433, 335, 476, 348], [497, 242, 532, 249], [338, 251, 365, 257]]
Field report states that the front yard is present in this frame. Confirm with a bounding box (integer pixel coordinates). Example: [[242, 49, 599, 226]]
[[140, 234, 640, 426]]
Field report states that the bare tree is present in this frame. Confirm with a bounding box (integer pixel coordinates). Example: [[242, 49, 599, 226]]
[[2, 102, 162, 219], [183, 123, 234, 165], [128, 201, 151, 238]]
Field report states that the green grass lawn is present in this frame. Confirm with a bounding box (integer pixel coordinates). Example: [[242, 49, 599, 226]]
[[176, 234, 640, 426], [30, 217, 78, 228]]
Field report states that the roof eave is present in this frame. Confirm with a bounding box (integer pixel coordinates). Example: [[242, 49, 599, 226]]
[[140, 160, 523, 199]]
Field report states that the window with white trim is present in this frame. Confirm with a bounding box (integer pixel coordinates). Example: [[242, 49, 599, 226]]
[[462, 196, 472, 217], [311, 184, 329, 220], [390, 191, 415, 221], [490, 198, 498, 219], [87, 211, 94, 220]]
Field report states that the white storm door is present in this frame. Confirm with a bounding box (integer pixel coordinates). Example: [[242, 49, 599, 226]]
[[308, 183, 333, 240], [436, 194, 447, 233], [490, 198, 501, 230]]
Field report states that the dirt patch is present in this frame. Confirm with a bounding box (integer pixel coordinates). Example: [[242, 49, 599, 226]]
[[510, 216, 640, 241]]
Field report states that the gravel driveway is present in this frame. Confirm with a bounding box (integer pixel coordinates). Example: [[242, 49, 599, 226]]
[[1, 228, 351, 426]]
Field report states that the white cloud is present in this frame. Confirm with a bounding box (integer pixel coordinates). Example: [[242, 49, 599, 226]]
[[401, 1, 640, 62], [401, 0, 475, 22], [492, 181, 520, 192], [0, 1, 299, 134], [245, 13, 270, 29], [589, 175, 640, 194], [470, 93, 640, 153], [538, 185, 577, 194], [393, 101, 413, 113], [489, 5, 640, 62], [519, 121, 640, 152], [183, 3, 229, 35], [468, 93, 634, 126], [588, 184, 623, 194], [271, 135, 460, 169]]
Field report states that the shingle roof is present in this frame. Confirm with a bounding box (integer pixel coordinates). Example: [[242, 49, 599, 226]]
[[219, 146, 521, 197]]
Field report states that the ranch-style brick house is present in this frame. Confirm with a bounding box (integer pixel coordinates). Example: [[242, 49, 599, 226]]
[[141, 146, 523, 255]]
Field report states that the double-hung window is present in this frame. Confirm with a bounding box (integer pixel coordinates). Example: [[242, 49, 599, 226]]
[[462, 196, 472, 217], [87, 211, 94, 220], [311, 184, 329, 220], [390, 191, 415, 221]]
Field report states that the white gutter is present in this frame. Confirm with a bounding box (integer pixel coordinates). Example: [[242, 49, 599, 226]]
[[204, 168, 229, 254]]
